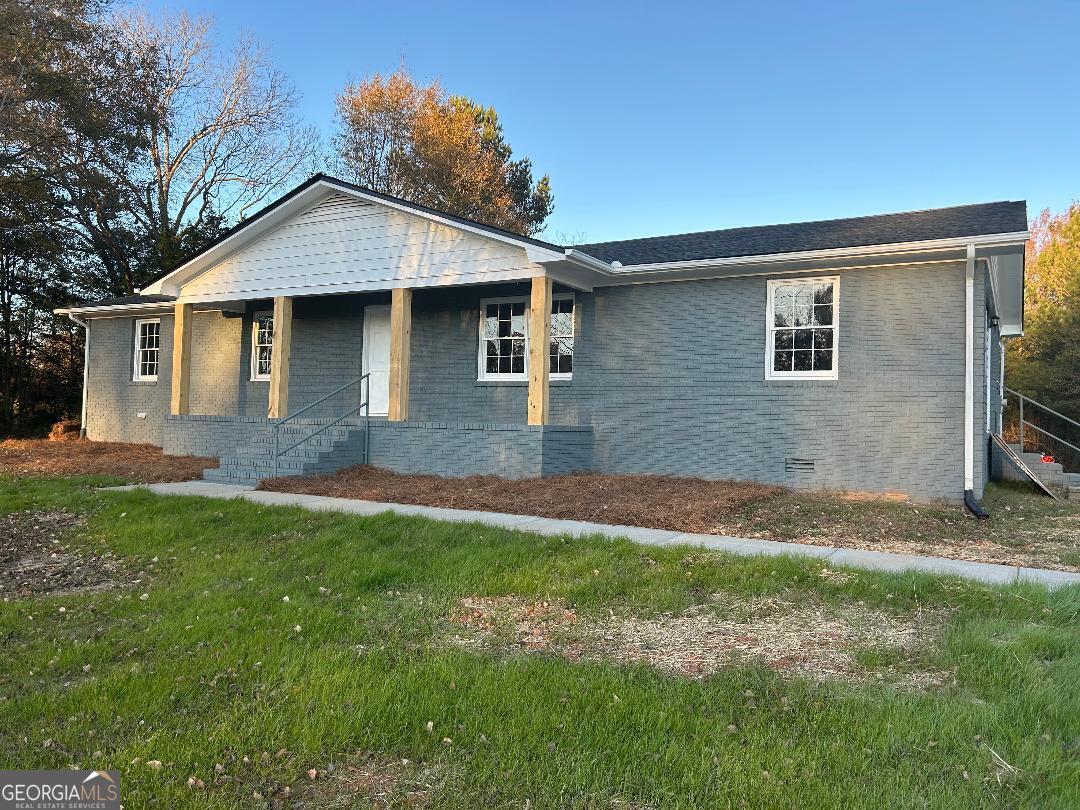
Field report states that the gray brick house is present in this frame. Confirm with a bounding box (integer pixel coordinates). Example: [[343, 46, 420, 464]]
[[57, 175, 1028, 503]]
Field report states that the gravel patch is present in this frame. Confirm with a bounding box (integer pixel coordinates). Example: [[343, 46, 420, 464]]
[[448, 593, 951, 688]]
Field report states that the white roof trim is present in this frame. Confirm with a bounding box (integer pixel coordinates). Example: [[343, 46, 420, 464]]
[[54, 301, 176, 317]]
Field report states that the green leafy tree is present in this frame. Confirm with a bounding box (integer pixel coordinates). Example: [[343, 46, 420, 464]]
[[1006, 204, 1080, 457]]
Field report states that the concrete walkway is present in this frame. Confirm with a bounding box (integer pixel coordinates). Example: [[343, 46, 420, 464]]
[[106, 481, 1080, 591]]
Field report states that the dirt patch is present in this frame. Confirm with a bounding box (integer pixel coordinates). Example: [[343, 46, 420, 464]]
[[281, 753, 448, 809], [0, 510, 124, 598], [448, 593, 950, 687], [260, 467, 1080, 572], [0, 439, 214, 483]]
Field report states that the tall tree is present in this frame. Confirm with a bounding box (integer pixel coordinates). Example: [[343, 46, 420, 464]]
[[0, 0, 143, 435], [63, 10, 321, 295], [334, 69, 553, 236], [1006, 204, 1080, 451], [0, 4, 319, 435]]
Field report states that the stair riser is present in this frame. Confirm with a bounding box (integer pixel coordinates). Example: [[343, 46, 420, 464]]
[[204, 427, 367, 485]]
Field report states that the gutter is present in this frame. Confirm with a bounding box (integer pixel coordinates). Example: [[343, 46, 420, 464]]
[[55, 301, 175, 318], [67, 314, 90, 438]]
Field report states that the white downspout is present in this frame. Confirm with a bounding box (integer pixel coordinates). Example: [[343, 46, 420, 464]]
[[985, 321, 991, 434], [998, 336, 1005, 434], [964, 244, 975, 493], [68, 314, 90, 438]]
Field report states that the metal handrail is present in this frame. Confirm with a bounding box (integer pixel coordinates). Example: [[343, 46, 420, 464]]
[[1004, 386, 1080, 457], [272, 374, 370, 477]]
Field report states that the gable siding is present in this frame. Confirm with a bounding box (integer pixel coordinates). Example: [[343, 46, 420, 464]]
[[179, 194, 542, 301]]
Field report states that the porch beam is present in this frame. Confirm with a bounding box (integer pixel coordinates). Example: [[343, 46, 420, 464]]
[[528, 275, 553, 425], [268, 296, 293, 419], [388, 287, 412, 421], [170, 302, 193, 415]]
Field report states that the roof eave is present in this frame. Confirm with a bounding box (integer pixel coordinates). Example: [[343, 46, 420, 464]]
[[55, 301, 178, 318]]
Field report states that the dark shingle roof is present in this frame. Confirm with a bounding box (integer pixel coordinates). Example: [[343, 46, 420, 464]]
[[572, 201, 1028, 266]]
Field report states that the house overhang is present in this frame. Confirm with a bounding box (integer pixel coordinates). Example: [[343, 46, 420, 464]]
[[55, 301, 177, 319]]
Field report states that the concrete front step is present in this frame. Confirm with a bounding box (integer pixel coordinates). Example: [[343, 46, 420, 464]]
[[221, 459, 319, 473], [203, 468, 266, 485], [228, 445, 325, 460], [203, 425, 367, 485]]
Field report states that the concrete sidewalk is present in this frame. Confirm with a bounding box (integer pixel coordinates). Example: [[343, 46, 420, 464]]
[[106, 480, 1080, 590]]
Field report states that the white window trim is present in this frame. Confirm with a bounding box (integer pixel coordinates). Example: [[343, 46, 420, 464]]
[[476, 293, 575, 382], [764, 276, 840, 381], [250, 311, 273, 381], [132, 317, 161, 382]]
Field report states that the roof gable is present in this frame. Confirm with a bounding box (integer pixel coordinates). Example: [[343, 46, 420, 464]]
[[141, 175, 564, 298]]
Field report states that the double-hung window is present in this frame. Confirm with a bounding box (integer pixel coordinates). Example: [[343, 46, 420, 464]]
[[478, 294, 574, 380], [766, 277, 839, 380], [251, 312, 274, 381], [133, 318, 160, 381]]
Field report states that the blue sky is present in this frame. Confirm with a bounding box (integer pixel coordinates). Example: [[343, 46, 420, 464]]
[[142, 1, 1078, 243]]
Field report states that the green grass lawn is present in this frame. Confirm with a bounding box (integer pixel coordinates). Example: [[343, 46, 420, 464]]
[[2, 475, 1078, 808]]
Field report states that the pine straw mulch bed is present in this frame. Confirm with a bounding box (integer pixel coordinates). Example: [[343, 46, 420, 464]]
[[260, 467, 780, 530], [0, 439, 215, 483], [258, 467, 1080, 573]]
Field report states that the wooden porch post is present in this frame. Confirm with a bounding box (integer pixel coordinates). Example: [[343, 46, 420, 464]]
[[528, 275, 552, 425], [387, 287, 412, 421], [170, 301, 193, 415], [268, 296, 293, 419]]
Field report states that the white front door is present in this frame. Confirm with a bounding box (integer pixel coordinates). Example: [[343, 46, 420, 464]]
[[362, 305, 391, 416]]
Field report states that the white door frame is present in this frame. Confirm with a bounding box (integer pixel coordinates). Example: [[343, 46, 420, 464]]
[[362, 305, 391, 416]]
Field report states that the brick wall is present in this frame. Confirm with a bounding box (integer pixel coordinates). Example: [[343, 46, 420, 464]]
[[84, 314, 173, 445], [189, 312, 243, 415], [367, 420, 593, 479], [289, 296, 365, 417], [405, 264, 982, 500], [83, 262, 988, 500]]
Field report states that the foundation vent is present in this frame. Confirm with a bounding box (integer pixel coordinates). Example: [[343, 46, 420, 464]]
[[785, 457, 816, 474]]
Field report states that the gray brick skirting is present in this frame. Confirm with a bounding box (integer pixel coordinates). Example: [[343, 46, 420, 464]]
[[163, 414, 594, 481], [367, 420, 593, 479]]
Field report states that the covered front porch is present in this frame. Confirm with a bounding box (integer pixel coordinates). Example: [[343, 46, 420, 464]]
[[163, 277, 595, 483]]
